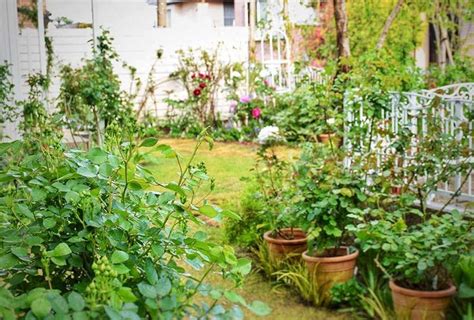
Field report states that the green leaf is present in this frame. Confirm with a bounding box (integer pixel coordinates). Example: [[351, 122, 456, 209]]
[[87, 148, 108, 164], [11, 247, 29, 260], [31, 188, 47, 202], [128, 180, 143, 191], [247, 300, 271, 316], [50, 243, 72, 257], [221, 209, 241, 220], [340, 188, 353, 197], [43, 218, 56, 229], [15, 203, 34, 219], [51, 256, 67, 266], [117, 287, 137, 302], [459, 283, 474, 299], [77, 165, 98, 178], [137, 282, 157, 299], [104, 306, 122, 320], [65, 191, 81, 203], [111, 250, 129, 264], [145, 260, 158, 285], [31, 298, 52, 318], [224, 291, 246, 305], [165, 183, 186, 198], [99, 163, 113, 177], [156, 144, 176, 158], [156, 277, 172, 297], [112, 264, 130, 274], [232, 258, 252, 275], [68, 292, 85, 312], [417, 260, 427, 271], [0, 254, 19, 269], [199, 205, 218, 218], [140, 137, 159, 147], [49, 294, 69, 314]]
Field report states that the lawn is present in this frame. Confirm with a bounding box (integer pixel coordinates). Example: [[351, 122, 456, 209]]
[[147, 138, 348, 320]]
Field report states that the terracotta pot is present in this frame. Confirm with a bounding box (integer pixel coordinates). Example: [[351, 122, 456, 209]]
[[317, 133, 341, 147], [391, 186, 402, 195], [389, 280, 456, 320], [263, 228, 307, 261], [302, 247, 359, 293]]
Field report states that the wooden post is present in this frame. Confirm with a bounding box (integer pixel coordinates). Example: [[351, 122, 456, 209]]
[[248, 0, 256, 63], [157, 0, 167, 27]]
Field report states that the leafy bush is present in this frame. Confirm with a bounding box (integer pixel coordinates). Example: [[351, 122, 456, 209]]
[[225, 180, 267, 248], [290, 144, 366, 253], [272, 80, 340, 143], [0, 129, 269, 318], [0, 63, 17, 139], [453, 253, 474, 318], [353, 209, 473, 291], [57, 30, 136, 146]]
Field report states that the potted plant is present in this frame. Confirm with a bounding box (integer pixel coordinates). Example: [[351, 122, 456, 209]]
[[253, 144, 307, 261], [354, 209, 473, 319], [291, 145, 364, 293], [317, 117, 342, 147]]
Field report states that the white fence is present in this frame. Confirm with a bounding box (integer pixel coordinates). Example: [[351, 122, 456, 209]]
[[345, 83, 474, 210]]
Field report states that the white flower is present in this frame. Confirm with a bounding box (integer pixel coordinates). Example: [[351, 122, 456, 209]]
[[230, 71, 241, 79], [327, 118, 336, 125], [258, 126, 281, 144]]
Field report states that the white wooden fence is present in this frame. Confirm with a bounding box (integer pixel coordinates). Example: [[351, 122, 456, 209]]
[[344, 83, 474, 210]]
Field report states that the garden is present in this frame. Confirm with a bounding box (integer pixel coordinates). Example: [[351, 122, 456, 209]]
[[0, 0, 474, 319]]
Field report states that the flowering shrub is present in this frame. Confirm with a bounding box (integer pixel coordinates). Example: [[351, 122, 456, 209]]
[[167, 48, 242, 128]]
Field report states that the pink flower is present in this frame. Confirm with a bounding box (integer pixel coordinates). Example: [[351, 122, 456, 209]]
[[199, 82, 207, 89], [193, 88, 201, 96], [252, 107, 262, 119], [199, 73, 205, 79], [239, 95, 251, 104], [191, 73, 196, 79]]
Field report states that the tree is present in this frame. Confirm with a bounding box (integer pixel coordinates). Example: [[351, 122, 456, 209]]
[[332, 0, 350, 73], [376, 0, 404, 50]]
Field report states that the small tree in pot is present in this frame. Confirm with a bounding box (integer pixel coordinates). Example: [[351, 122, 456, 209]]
[[353, 208, 473, 319], [256, 144, 308, 261], [291, 144, 366, 293]]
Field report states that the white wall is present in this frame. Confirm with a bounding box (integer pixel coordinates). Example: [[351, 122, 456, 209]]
[[15, 0, 249, 119], [1, 0, 22, 140]]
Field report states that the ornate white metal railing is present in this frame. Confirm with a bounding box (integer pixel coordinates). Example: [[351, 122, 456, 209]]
[[344, 83, 474, 209]]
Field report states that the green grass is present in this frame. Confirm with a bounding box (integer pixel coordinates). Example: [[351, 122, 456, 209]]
[[146, 138, 348, 319]]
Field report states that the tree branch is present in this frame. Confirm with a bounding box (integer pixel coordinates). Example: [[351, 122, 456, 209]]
[[376, 0, 404, 50]]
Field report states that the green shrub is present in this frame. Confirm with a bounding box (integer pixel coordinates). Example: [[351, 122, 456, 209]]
[[0, 130, 269, 318], [225, 180, 267, 248]]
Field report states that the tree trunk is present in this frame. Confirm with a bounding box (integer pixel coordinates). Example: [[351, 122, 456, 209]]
[[376, 0, 404, 50], [157, 0, 166, 27], [332, 0, 350, 73], [248, 0, 257, 63]]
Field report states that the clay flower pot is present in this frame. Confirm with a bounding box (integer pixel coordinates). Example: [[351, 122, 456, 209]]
[[391, 185, 402, 195], [317, 133, 341, 147], [263, 228, 307, 261], [389, 280, 456, 320], [302, 247, 359, 293]]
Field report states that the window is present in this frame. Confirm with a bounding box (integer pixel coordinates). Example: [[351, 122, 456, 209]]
[[224, 2, 235, 27], [257, 0, 267, 23]]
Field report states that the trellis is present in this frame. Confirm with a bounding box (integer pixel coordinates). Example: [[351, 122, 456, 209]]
[[259, 27, 294, 93], [344, 83, 474, 210]]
